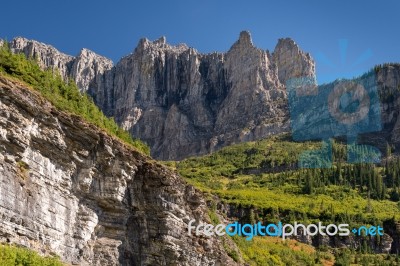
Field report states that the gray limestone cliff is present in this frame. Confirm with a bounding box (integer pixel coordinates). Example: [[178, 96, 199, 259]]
[[273, 38, 316, 85], [7, 35, 400, 160], [0, 76, 238, 265], [92, 32, 316, 160], [8, 32, 316, 160]]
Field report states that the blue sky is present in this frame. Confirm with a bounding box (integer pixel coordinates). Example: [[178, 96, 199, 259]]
[[2, 0, 399, 84]]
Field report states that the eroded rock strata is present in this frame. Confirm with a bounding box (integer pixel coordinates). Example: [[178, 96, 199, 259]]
[[0, 76, 236, 265]]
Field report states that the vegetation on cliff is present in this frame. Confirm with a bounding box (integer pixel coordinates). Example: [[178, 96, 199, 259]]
[[0, 42, 150, 155], [0, 244, 64, 266]]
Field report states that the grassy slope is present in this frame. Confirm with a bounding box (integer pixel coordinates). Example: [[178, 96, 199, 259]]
[[172, 135, 399, 224], [232, 236, 334, 266], [168, 134, 400, 265], [0, 43, 150, 155]]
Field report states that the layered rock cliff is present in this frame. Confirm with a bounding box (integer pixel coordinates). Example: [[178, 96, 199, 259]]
[[8, 32, 316, 160], [0, 75, 237, 265]]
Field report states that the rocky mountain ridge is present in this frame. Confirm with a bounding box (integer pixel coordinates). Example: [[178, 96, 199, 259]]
[[5, 32, 316, 160], [7, 34, 400, 160], [0, 75, 237, 265], [10, 37, 113, 93]]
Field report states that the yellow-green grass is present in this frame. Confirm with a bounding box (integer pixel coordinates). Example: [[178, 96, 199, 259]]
[[232, 235, 334, 266], [0, 244, 64, 266]]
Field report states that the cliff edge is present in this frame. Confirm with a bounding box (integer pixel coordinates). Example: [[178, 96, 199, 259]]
[[0, 75, 237, 265]]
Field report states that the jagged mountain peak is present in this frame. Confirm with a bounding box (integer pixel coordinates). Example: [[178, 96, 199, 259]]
[[154, 35, 166, 45], [229, 30, 254, 52], [12, 36, 62, 51], [273, 37, 316, 84], [97, 31, 316, 159], [77, 47, 112, 61], [275, 37, 297, 47], [135, 35, 189, 54], [238, 30, 253, 46], [8, 32, 316, 160], [8, 37, 113, 92], [274, 37, 314, 63], [10, 36, 73, 63]]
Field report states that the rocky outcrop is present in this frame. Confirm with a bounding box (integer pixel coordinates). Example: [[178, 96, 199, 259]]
[[0, 75, 237, 265], [9, 32, 316, 160], [10, 37, 113, 92], [273, 38, 316, 85]]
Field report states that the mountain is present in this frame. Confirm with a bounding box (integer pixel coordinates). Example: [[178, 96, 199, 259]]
[[3, 32, 400, 265], [9, 37, 113, 93], [0, 72, 236, 265], [7, 34, 400, 161], [7, 32, 316, 160]]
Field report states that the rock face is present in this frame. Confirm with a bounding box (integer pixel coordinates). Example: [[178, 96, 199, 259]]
[[9, 32, 316, 160], [273, 38, 316, 85], [7, 35, 400, 161], [92, 31, 315, 160], [0, 76, 237, 265]]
